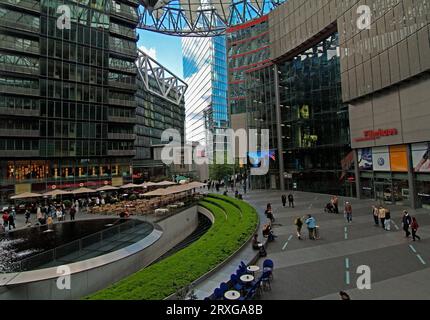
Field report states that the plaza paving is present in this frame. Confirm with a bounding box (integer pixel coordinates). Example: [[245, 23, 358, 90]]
[[5, 190, 430, 300], [242, 190, 430, 300]]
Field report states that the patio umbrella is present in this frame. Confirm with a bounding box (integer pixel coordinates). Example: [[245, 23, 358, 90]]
[[96, 185, 119, 192], [71, 187, 96, 195], [10, 192, 42, 200], [120, 183, 141, 189], [143, 188, 170, 197], [187, 181, 207, 188], [43, 189, 71, 197], [141, 181, 158, 187], [155, 181, 177, 186]]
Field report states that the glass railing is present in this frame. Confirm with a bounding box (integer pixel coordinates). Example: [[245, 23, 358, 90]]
[[107, 115, 136, 123], [108, 98, 137, 107], [0, 63, 39, 75], [0, 39, 39, 54], [0, 0, 40, 12], [109, 44, 138, 57], [0, 85, 39, 96], [0, 107, 40, 117], [110, 7, 138, 23], [0, 19, 39, 33], [108, 80, 137, 90], [12, 219, 143, 272]]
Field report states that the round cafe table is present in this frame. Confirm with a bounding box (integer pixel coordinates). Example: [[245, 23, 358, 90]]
[[224, 290, 241, 300], [247, 265, 260, 275], [240, 274, 255, 284]]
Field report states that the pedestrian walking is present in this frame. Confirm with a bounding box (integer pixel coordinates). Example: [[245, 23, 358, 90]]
[[294, 216, 303, 240], [25, 209, 31, 224], [305, 214, 317, 240], [281, 194, 287, 207], [402, 210, 412, 238], [7, 212, 16, 230], [378, 206, 386, 229], [372, 205, 379, 226], [384, 208, 391, 231], [70, 206, 76, 221], [288, 193, 295, 208], [411, 217, 421, 241], [2, 211, 9, 230], [344, 202, 352, 223]]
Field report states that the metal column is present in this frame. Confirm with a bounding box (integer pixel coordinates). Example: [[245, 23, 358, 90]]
[[353, 149, 361, 199], [274, 64, 285, 191], [406, 144, 417, 209]]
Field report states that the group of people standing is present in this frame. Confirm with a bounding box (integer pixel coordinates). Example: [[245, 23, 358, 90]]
[[1, 207, 16, 231], [372, 205, 392, 230]]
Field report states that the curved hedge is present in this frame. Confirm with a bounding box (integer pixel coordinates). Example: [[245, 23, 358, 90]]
[[86, 195, 258, 300]]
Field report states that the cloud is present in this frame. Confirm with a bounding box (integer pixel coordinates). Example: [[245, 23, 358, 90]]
[[138, 45, 157, 60]]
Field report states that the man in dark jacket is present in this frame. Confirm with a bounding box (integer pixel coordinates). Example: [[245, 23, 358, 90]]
[[402, 210, 412, 238], [281, 195, 287, 207], [288, 193, 294, 208]]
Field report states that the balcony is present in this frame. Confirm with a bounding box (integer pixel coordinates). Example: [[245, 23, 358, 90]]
[[0, 41, 39, 55], [110, 27, 139, 41], [108, 80, 137, 91], [108, 64, 137, 74], [108, 98, 137, 108], [0, 19, 39, 34], [107, 133, 136, 140], [107, 115, 136, 124], [107, 150, 136, 157], [0, 0, 40, 13], [110, 8, 139, 25], [3, 150, 39, 157], [0, 128, 39, 137], [109, 44, 138, 58], [0, 85, 39, 96], [0, 107, 40, 117], [0, 63, 39, 75]]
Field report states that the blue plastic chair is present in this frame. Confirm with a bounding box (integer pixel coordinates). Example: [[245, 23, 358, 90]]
[[261, 271, 272, 291], [220, 282, 229, 294], [230, 274, 244, 291], [214, 288, 223, 300], [263, 259, 274, 279]]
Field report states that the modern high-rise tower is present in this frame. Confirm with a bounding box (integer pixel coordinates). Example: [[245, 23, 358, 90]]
[[182, 35, 228, 158]]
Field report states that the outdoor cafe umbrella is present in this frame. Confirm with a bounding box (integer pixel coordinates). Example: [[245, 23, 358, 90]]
[[96, 185, 119, 192], [71, 187, 96, 195], [141, 181, 158, 187], [10, 192, 42, 200], [155, 181, 177, 186], [120, 183, 141, 189], [143, 188, 170, 197], [42, 189, 71, 197]]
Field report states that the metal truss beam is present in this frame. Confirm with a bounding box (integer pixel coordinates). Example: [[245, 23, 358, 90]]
[[136, 48, 188, 105], [138, 0, 286, 37]]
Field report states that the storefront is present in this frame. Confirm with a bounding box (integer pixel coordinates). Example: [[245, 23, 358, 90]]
[[356, 142, 430, 208]]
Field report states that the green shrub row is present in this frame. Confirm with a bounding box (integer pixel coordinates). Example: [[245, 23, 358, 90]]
[[86, 195, 257, 300]]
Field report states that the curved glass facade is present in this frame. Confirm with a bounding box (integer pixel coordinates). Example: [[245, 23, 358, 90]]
[[279, 33, 353, 195]]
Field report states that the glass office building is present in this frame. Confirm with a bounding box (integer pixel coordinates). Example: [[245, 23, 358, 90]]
[[278, 33, 353, 196], [182, 35, 228, 158], [134, 53, 186, 182], [227, 15, 279, 189], [0, 0, 139, 202]]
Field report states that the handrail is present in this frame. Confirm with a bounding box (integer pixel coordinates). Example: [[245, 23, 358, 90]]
[[15, 219, 139, 272]]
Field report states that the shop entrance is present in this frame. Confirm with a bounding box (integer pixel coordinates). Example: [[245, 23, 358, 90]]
[[373, 174, 410, 206], [375, 180, 393, 205]]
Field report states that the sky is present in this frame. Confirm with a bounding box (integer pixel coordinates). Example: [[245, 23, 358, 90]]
[[137, 29, 184, 78]]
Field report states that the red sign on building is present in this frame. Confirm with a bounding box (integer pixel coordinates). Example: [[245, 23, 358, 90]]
[[354, 128, 398, 142]]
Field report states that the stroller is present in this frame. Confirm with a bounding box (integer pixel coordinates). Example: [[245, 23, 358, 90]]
[[324, 202, 335, 213]]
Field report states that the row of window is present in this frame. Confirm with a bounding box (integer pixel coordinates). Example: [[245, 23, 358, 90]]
[[40, 39, 108, 68], [40, 59, 107, 84]]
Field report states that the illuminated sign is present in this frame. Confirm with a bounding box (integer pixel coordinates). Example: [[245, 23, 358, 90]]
[[354, 128, 398, 142]]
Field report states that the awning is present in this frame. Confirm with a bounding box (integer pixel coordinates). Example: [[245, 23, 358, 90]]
[[120, 183, 141, 189], [10, 192, 42, 200], [71, 187, 97, 195], [43, 189, 71, 197], [96, 185, 119, 192]]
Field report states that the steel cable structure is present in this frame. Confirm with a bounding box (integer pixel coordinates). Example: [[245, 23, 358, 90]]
[[138, 0, 286, 36]]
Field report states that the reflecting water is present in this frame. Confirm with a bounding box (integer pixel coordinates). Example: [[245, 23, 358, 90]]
[[0, 219, 130, 273]]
